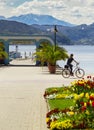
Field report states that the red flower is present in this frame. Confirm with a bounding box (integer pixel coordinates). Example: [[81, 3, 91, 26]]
[[90, 96, 94, 100], [87, 76, 91, 78], [87, 102, 90, 106], [92, 101, 94, 107], [80, 102, 84, 106], [81, 106, 86, 111]]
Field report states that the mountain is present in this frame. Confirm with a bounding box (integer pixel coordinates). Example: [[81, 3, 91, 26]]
[[0, 20, 71, 45], [0, 19, 94, 45], [0, 16, 6, 20], [0, 13, 74, 27], [0, 20, 42, 35], [58, 23, 94, 45]]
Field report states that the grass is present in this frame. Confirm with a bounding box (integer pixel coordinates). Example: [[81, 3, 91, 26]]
[[46, 87, 75, 110], [45, 87, 72, 96], [48, 98, 75, 110]]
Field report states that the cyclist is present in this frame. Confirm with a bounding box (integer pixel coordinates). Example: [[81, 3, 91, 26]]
[[66, 54, 78, 76]]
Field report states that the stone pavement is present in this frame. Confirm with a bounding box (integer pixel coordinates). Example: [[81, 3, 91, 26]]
[[0, 65, 76, 130]]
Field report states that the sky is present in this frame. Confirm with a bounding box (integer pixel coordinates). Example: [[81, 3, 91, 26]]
[[0, 0, 94, 25]]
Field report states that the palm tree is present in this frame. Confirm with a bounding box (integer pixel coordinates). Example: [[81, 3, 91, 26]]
[[0, 42, 8, 64], [33, 41, 68, 73]]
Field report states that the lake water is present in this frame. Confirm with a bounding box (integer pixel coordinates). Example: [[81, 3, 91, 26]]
[[9, 45, 94, 75], [60, 45, 94, 75]]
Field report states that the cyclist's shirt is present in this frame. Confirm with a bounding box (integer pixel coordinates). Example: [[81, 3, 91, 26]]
[[67, 57, 74, 65]]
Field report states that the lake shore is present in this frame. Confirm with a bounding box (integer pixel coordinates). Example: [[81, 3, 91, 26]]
[[0, 59, 93, 130], [10, 45, 94, 74]]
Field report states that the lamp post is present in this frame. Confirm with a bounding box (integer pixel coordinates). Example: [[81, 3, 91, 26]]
[[54, 25, 58, 50]]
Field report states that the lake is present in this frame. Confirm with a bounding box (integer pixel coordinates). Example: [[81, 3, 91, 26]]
[[9, 45, 94, 75], [58, 45, 94, 75]]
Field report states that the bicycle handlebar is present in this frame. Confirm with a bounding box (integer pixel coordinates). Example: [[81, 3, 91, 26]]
[[74, 62, 79, 67], [76, 62, 79, 65]]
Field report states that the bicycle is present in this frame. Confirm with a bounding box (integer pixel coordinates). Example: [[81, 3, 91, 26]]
[[62, 63, 85, 78]]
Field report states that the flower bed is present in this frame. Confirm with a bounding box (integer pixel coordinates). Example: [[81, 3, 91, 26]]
[[44, 76, 94, 130]]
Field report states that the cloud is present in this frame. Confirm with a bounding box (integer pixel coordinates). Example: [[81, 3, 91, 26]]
[[0, 0, 6, 8], [0, 0, 94, 25], [11, 0, 67, 18]]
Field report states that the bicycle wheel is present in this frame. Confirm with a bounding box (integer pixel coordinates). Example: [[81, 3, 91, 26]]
[[75, 68, 85, 78], [62, 69, 70, 78]]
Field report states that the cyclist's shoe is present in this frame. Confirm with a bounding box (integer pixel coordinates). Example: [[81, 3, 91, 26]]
[[70, 72, 74, 76]]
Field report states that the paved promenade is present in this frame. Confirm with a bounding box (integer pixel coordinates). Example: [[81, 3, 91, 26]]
[[0, 60, 80, 130]]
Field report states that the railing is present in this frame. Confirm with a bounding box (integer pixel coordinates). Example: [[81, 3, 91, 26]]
[[9, 51, 21, 60]]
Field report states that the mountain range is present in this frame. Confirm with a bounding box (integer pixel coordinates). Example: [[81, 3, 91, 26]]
[[0, 13, 74, 26], [0, 13, 94, 45]]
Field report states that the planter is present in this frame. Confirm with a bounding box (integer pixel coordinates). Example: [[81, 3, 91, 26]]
[[0, 59, 4, 64], [48, 63, 56, 74], [33, 43, 68, 74]]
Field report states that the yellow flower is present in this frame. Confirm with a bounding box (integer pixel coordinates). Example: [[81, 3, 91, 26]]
[[53, 88, 57, 92], [84, 102, 87, 107], [50, 120, 73, 130], [90, 100, 92, 105], [56, 94, 68, 99], [85, 93, 89, 99], [67, 111, 74, 116], [50, 121, 57, 130], [74, 94, 80, 100], [78, 80, 84, 84], [79, 93, 84, 98], [87, 85, 90, 89], [85, 110, 90, 115], [46, 117, 50, 123], [91, 93, 94, 96], [71, 80, 76, 85]]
